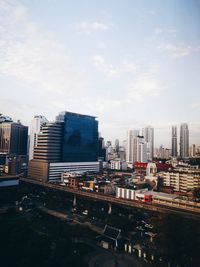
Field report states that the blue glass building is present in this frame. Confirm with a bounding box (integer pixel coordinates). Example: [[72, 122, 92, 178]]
[[56, 111, 98, 162]]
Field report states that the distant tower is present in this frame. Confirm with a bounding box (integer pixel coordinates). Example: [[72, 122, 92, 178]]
[[171, 126, 177, 157], [115, 139, 119, 152], [29, 115, 48, 160], [142, 126, 154, 161], [126, 130, 139, 163], [180, 123, 189, 158]]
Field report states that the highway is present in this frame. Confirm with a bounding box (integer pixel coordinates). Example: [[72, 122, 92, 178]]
[[20, 178, 200, 219]]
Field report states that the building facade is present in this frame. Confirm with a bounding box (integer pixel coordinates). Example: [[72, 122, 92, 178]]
[[159, 167, 200, 192], [142, 126, 154, 161], [29, 111, 99, 182], [33, 122, 63, 162], [171, 125, 178, 157], [0, 120, 28, 155], [56, 111, 98, 162], [29, 115, 48, 160], [180, 123, 189, 158], [126, 130, 139, 163]]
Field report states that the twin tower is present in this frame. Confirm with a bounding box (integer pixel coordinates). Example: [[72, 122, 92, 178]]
[[172, 123, 189, 158]]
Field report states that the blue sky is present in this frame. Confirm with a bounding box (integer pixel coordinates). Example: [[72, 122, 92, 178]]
[[0, 0, 200, 147]]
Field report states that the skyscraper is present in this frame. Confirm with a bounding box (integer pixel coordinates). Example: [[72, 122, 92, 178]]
[[29, 111, 99, 182], [136, 135, 147, 163], [171, 126, 178, 157], [29, 115, 48, 160], [115, 139, 119, 152], [56, 111, 98, 162], [33, 122, 63, 162], [0, 115, 28, 155], [142, 126, 154, 161], [126, 130, 139, 163], [180, 123, 189, 158]]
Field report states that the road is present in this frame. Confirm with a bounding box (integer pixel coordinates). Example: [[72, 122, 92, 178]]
[[39, 206, 103, 234], [20, 178, 200, 220]]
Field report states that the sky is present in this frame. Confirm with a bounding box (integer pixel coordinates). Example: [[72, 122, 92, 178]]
[[0, 0, 200, 147]]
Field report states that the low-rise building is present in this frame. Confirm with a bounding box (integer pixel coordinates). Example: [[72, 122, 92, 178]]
[[159, 167, 200, 192]]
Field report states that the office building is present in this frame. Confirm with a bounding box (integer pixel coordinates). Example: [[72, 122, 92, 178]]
[[98, 137, 106, 161], [142, 126, 154, 161], [126, 130, 149, 163], [180, 123, 189, 158], [29, 115, 48, 160], [159, 166, 200, 192], [0, 115, 28, 155], [56, 111, 98, 162], [136, 135, 147, 163], [171, 126, 178, 157], [126, 130, 139, 163], [33, 122, 63, 162], [115, 139, 119, 152], [29, 111, 99, 182]]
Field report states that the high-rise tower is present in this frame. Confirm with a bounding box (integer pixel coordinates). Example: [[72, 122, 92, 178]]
[[29, 115, 48, 160], [180, 123, 189, 158], [126, 130, 139, 163], [56, 111, 98, 162], [171, 126, 178, 157], [142, 126, 154, 161], [0, 115, 28, 155], [29, 111, 99, 182]]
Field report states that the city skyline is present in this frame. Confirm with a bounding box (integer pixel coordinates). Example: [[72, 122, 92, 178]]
[[1, 0, 200, 146]]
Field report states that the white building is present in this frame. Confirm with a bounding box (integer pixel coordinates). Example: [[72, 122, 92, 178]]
[[136, 136, 147, 163], [48, 161, 100, 181], [29, 115, 48, 160], [142, 126, 154, 161], [126, 130, 139, 163], [159, 167, 200, 192]]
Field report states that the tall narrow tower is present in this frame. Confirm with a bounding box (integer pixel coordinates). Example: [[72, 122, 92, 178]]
[[142, 126, 154, 161], [171, 126, 177, 157], [29, 115, 48, 160], [180, 123, 189, 158], [126, 130, 139, 163]]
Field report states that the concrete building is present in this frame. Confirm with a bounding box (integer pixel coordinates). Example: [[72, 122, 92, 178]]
[[159, 167, 200, 192], [190, 144, 196, 157], [29, 111, 100, 182], [126, 130, 139, 163], [0, 115, 28, 156], [136, 135, 147, 163], [142, 126, 154, 161], [29, 115, 48, 160], [171, 126, 178, 157], [33, 122, 63, 162], [180, 123, 189, 158]]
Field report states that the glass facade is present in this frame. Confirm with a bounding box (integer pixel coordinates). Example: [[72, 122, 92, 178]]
[[56, 112, 98, 162], [0, 123, 28, 155]]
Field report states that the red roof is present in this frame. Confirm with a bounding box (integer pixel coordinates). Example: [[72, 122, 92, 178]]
[[133, 162, 148, 169], [133, 162, 171, 171]]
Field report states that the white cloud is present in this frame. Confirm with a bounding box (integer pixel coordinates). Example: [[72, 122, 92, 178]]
[[0, 1, 87, 95], [92, 55, 140, 78], [154, 28, 163, 34], [76, 21, 110, 35], [97, 41, 107, 49], [122, 60, 139, 73], [159, 43, 200, 58], [191, 102, 200, 110], [92, 55, 119, 78], [127, 73, 163, 102], [154, 28, 177, 36]]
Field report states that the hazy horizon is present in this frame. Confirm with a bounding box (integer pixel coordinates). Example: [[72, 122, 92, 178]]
[[1, 0, 200, 147]]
